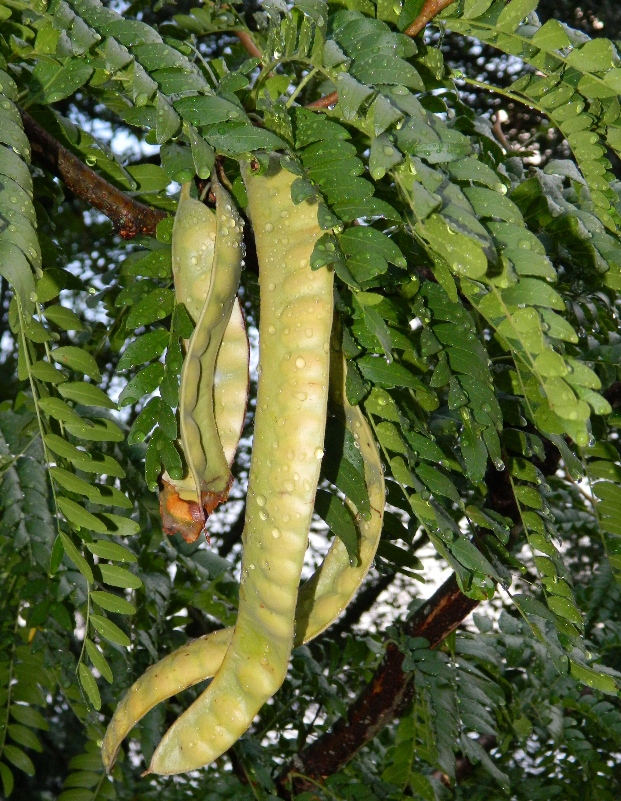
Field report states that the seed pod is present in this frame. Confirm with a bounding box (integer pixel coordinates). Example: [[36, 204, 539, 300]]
[[101, 343, 385, 772], [161, 180, 247, 542], [147, 157, 333, 774]]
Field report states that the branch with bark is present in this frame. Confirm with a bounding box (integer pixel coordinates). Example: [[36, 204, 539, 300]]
[[278, 573, 479, 796], [405, 0, 457, 37], [21, 110, 167, 239]]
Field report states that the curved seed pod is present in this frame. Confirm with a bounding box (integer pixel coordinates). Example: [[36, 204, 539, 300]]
[[161, 180, 247, 542], [213, 298, 249, 466], [148, 157, 333, 775], [101, 345, 384, 771]]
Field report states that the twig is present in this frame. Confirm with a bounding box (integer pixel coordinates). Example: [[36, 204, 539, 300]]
[[235, 30, 263, 60], [405, 0, 457, 37], [492, 115, 513, 152], [306, 91, 338, 109], [21, 110, 167, 239]]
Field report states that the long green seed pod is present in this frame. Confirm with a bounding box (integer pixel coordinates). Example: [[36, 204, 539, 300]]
[[101, 345, 384, 771], [161, 180, 247, 542], [148, 157, 334, 775]]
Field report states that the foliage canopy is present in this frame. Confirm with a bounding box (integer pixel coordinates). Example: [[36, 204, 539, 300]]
[[1, 0, 621, 799]]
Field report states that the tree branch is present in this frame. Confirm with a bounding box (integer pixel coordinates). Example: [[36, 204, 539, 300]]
[[404, 0, 457, 37], [235, 30, 263, 60], [21, 110, 167, 239], [279, 574, 479, 795]]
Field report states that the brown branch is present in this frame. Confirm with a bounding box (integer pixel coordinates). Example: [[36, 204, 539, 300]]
[[278, 574, 479, 795], [235, 30, 263, 61], [21, 110, 167, 239], [405, 0, 458, 37], [306, 91, 338, 110]]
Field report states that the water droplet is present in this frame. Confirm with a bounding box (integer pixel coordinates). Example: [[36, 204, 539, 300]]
[[268, 324, 276, 334], [256, 495, 266, 507], [295, 391, 307, 400], [268, 282, 276, 290], [295, 357, 305, 368], [259, 510, 268, 521], [265, 222, 274, 232], [314, 447, 324, 459], [249, 563, 256, 570]]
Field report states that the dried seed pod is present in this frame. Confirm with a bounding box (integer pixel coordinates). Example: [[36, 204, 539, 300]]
[[161, 180, 247, 542]]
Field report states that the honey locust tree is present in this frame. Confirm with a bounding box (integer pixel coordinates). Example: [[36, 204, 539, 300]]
[[1, 0, 621, 799]]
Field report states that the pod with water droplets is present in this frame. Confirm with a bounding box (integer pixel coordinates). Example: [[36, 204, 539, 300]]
[[101, 341, 384, 771], [160, 180, 248, 542], [147, 157, 333, 774]]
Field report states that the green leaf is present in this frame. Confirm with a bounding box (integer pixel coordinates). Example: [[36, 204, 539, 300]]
[[174, 95, 248, 126], [84, 639, 113, 683], [57, 382, 115, 409], [450, 537, 501, 580], [51, 347, 101, 381], [566, 38, 619, 73], [126, 288, 175, 329], [126, 163, 170, 193], [7, 725, 42, 753], [2, 745, 35, 777], [43, 305, 84, 331], [58, 788, 98, 801], [0, 242, 36, 319], [496, 0, 539, 33], [204, 123, 287, 155], [570, 660, 618, 694], [57, 496, 110, 534], [117, 330, 169, 371], [336, 72, 373, 121], [531, 19, 572, 50], [421, 214, 488, 279], [0, 762, 14, 798], [86, 541, 136, 562], [314, 489, 359, 565], [118, 363, 165, 407], [377, 541, 423, 571], [501, 278, 565, 311], [97, 513, 140, 537], [55, 474, 129, 515], [358, 356, 420, 389], [91, 591, 136, 616], [30, 58, 93, 103], [59, 532, 94, 583], [64, 417, 124, 442], [29, 360, 67, 384], [9, 705, 48, 730], [78, 663, 101, 710], [156, 94, 181, 144], [90, 613, 131, 647], [547, 595, 583, 627], [98, 564, 142, 590]]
